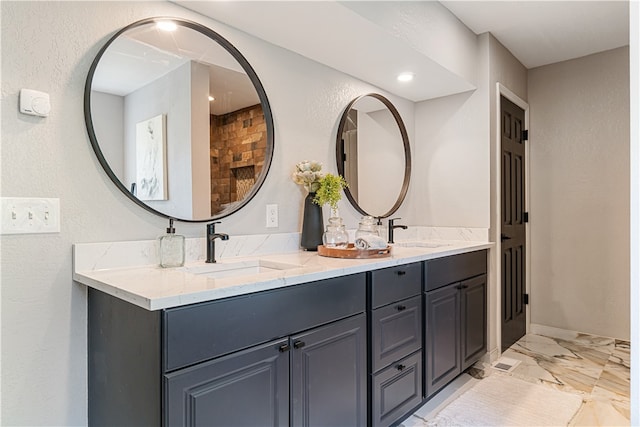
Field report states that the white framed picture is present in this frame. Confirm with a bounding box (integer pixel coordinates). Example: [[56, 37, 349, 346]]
[[135, 114, 167, 201]]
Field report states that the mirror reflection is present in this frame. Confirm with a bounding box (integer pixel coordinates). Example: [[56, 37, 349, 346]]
[[86, 18, 274, 221], [337, 94, 411, 218]]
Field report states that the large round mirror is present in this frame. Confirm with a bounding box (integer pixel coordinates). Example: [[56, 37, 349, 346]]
[[336, 94, 411, 218], [85, 17, 274, 222]]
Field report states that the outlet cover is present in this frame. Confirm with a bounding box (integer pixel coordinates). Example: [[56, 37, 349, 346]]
[[266, 204, 278, 228]]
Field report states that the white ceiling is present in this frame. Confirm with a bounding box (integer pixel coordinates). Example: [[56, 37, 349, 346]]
[[440, 0, 629, 69], [176, 0, 629, 101]]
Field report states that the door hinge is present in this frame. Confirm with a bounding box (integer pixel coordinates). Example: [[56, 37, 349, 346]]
[[523, 212, 529, 223], [524, 294, 529, 305], [522, 130, 529, 141]]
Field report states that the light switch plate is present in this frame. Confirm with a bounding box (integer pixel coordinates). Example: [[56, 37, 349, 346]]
[[0, 197, 60, 234]]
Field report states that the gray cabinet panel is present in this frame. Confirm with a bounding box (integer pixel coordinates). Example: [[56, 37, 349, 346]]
[[164, 273, 365, 372], [371, 263, 422, 309], [291, 314, 367, 427], [461, 275, 487, 370], [371, 295, 422, 372], [372, 351, 423, 427], [88, 288, 161, 427], [425, 284, 460, 397], [425, 250, 486, 291], [164, 338, 289, 427]]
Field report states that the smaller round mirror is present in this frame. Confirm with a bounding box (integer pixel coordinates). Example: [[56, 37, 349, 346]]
[[336, 94, 411, 218]]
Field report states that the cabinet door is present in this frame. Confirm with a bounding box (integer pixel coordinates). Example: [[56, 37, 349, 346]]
[[461, 275, 487, 370], [291, 314, 367, 427], [164, 338, 289, 427], [425, 284, 460, 397], [371, 295, 422, 372]]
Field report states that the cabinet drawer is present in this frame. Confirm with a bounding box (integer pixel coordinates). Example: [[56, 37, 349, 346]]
[[163, 273, 365, 372], [371, 263, 422, 309], [425, 250, 487, 291], [371, 295, 422, 372], [371, 351, 423, 427]]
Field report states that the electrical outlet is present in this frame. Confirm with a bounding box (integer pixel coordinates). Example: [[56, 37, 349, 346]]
[[0, 197, 60, 235], [266, 204, 278, 228]]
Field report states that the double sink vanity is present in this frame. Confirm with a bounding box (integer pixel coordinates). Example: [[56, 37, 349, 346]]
[[79, 14, 494, 427], [74, 239, 491, 427]]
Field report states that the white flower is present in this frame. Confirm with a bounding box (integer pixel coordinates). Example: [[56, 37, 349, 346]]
[[292, 160, 324, 192]]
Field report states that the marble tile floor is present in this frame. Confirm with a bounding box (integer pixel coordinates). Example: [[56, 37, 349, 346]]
[[402, 332, 631, 426]]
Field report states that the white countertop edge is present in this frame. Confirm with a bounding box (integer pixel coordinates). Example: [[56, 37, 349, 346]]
[[74, 241, 494, 311]]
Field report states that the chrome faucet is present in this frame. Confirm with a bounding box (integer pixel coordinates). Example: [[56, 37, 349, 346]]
[[388, 217, 408, 244], [206, 221, 229, 263]]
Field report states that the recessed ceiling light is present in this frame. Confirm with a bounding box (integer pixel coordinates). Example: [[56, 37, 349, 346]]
[[208, 95, 215, 102], [397, 72, 414, 82], [156, 20, 177, 32]]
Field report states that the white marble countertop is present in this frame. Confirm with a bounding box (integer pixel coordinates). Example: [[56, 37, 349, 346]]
[[73, 237, 493, 311]]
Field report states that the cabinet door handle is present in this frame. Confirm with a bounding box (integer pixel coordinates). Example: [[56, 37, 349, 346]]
[[396, 364, 406, 371], [293, 340, 306, 349], [396, 270, 406, 276], [278, 343, 290, 353], [396, 305, 406, 311]]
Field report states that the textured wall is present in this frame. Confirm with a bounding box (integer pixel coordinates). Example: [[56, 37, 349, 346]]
[[0, 2, 414, 424], [528, 47, 630, 339]]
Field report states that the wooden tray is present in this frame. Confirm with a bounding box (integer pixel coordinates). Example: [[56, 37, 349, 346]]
[[317, 243, 392, 259]]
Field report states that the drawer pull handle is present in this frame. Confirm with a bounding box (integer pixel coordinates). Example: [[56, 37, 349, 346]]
[[278, 343, 290, 353], [293, 340, 306, 349], [396, 364, 406, 371], [396, 270, 407, 276], [396, 305, 407, 311]]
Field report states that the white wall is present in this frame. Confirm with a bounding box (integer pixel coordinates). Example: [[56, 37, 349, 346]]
[[357, 108, 405, 216], [528, 47, 630, 340], [125, 61, 194, 218], [90, 91, 125, 179], [189, 61, 211, 219], [0, 2, 414, 424]]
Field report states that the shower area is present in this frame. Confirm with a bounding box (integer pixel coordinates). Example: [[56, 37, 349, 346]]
[[209, 103, 267, 215]]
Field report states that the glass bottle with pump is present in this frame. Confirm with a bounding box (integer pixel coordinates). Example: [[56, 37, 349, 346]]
[[159, 218, 185, 268]]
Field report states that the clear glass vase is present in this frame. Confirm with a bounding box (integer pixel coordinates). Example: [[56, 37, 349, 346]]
[[355, 215, 380, 239], [322, 212, 349, 248]]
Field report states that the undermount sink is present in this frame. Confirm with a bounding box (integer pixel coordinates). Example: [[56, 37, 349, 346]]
[[394, 241, 451, 249], [181, 259, 303, 279]]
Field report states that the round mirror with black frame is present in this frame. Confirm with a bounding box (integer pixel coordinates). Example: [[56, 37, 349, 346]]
[[336, 93, 411, 219], [84, 17, 274, 222]]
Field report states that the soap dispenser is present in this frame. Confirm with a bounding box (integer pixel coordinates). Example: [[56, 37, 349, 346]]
[[159, 218, 185, 268]]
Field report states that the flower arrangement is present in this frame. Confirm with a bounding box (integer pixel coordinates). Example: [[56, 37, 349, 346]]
[[292, 160, 324, 193], [313, 173, 348, 210]]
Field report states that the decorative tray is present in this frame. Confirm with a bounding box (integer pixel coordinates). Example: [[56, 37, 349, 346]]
[[317, 243, 392, 259]]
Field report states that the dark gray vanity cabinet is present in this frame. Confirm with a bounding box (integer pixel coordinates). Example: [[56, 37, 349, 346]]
[[369, 263, 423, 427], [89, 273, 367, 427], [424, 250, 487, 398], [165, 314, 366, 427]]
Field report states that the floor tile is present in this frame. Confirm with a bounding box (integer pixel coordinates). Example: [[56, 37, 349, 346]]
[[410, 332, 631, 427]]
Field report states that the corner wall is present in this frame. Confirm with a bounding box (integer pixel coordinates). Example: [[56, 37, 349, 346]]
[[528, 47, 630, 339]]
